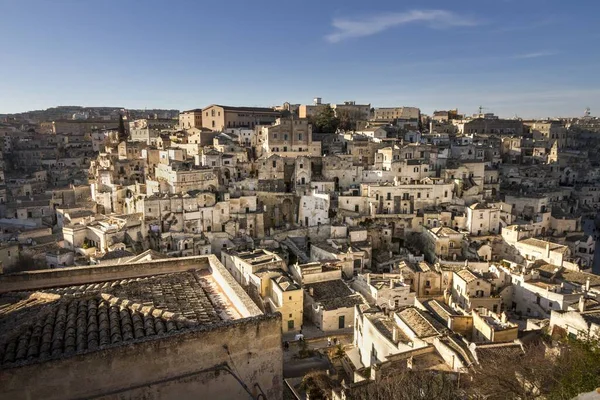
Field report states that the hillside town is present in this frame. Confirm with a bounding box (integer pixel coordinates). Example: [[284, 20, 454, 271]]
[[1, 101, 600, 399]]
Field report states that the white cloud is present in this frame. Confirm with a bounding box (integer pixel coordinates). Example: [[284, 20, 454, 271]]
[[325, 9, 479, 43], [512, 51, 558, 59]]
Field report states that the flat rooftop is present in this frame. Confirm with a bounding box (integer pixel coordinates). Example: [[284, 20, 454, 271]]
[[236, 249, 281, 266]]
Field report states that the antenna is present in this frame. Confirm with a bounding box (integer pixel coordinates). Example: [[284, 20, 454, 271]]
[[584, 107, 591, 117], [478, 105, 488, 114]]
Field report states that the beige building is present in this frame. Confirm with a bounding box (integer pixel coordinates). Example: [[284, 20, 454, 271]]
[[39, 119, 119, 134], [152, 162, 218, 194], [201, 104, 280, 131], [304, 279, 366, 331], [456, 117, 523, 135], [298, 99, 370, 121], [372, 107, 420, 123], [524, 121, 568, 149], [179, 109, 203, 129], [466, 203, 500, 236], [255, 117, 321, 158], [471, 309, 518, 343], [352, 273, 415, 311], [267, 274, 303, 332], [515, 238, 572, 268], [221, 249, 286, 286], [422, 226, 463, 263], [129, 118, 175, 145], [331, 101, 371, 120], [451, 269, 502, 312]]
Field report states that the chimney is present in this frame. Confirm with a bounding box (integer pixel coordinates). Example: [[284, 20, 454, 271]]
[[366, 273, 371, 285], [309, 287, 314, 296], [585, 277, 591, 292], [370, 364, 380, 381], [578, 296, 586, 313], [389, 279, 394, 289], [500, 312, 508, 323], [545, 242, 550, 257], [392, 326, 398, 343]]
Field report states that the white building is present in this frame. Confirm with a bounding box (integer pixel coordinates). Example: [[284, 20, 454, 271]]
[[298, 191, 330, 227], [352, 273, 415, 311]]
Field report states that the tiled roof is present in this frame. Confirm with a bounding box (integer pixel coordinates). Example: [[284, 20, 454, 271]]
[[518, 238, 569, 254], [0, 293, 190, 366], [423, 299, 455, 323], [305, 280, 365, 311], [397, 307, 444, 338], [536, 263, 600, 288], [456, 269, 478, 283], [0, 270, 237, 367], [430, 226, 461, 237], [369, 315, 409, 345]]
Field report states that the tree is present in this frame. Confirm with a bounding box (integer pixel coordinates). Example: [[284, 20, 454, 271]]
[[300, 370, 333, 400], [468, 342, 553, 400], [467, 337, 600, 400], [547, 337, 600, 400], [347, 370, 461, 400], [337, 108, 362, 132], [313, 105, 339, 133]]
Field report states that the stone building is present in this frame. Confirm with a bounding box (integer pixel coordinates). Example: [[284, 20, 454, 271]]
[[201, 104, 280, 131], [179, 109, 203, 129], [255, 117, 321, 158], [129, 118, 175, 145], [421, 226, 464, 263], [0, 255, 283, 400], [455, 116, 523, 135], [352, 273, 415, 311], [466, 203, 500, 236], [353, 305, 447, 368], [371, 107, 420, 124], [451, 269, 502, 313], [304, 279, 366, 331], [152, 162, 218, 194]]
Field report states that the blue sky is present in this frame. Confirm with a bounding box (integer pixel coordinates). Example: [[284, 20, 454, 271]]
[[1, 0, 599, 118]]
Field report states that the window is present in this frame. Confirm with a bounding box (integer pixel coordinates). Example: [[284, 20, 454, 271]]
[[272, 160, 277, 168], [289, 297, 292, 301], [298, 134, 302, 140], [288, 320, 294, 330]]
